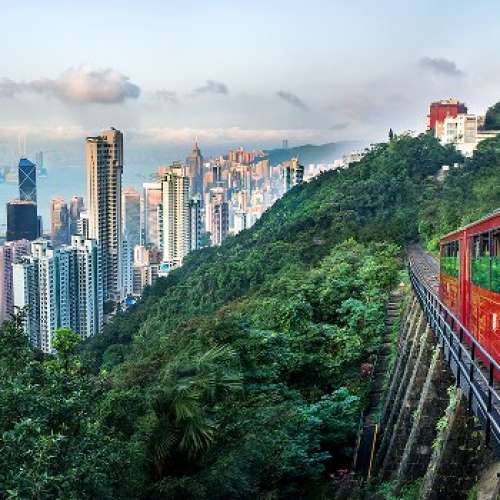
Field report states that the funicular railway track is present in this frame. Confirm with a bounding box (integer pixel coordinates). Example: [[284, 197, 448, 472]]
[[408, 245, 500, 454]]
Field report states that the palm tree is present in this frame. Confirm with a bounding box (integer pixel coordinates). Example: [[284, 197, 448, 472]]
[[148, 344, 242, 479]]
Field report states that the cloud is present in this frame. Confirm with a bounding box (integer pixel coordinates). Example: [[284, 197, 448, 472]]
[[130, 127, 322, 144], [154, 89, 178, 102], [276, 90, 308, 111], [0, 66, 141, 104], [419, 57, 464, 77], [0, 125, 326, 146], [193, 80, 229, 95], [329, 122, 350, 130]]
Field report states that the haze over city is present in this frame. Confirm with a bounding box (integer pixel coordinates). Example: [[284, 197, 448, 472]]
[[1, 0, 500, 164]]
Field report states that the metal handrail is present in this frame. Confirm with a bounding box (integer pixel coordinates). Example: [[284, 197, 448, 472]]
[[408, 261, 500, 450], [411, 262, 500, 373]]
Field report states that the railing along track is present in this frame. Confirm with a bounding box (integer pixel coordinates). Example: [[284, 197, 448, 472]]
[[409, 254, 500, 453]]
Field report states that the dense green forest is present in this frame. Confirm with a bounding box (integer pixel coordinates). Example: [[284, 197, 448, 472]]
[[3, 124, 500, 498]]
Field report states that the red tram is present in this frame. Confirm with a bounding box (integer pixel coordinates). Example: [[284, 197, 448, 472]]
[[440, 211, 500, 365]]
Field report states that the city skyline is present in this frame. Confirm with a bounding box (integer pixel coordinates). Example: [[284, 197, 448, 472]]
[[1, 1, 500, 163]]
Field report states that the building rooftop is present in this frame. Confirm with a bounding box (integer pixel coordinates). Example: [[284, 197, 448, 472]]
[[18, 158, 35, 168]]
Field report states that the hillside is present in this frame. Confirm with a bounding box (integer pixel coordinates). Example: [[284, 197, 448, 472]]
[[484, 101, 500, 130], [262, 141, 360, 166], [6, 132, 500, 499]]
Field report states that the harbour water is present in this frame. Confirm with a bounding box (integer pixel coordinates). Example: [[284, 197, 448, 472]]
[[0, 163, 157, 235]]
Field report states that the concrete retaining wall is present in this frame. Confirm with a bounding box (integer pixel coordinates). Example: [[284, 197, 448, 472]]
[[369, 287, 499, 500]]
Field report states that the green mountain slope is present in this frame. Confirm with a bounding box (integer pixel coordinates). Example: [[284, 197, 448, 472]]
[[7, 131, 500, 499]]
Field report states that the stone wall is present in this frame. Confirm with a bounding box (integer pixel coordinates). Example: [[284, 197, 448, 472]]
[[368, 287, 499, 500]]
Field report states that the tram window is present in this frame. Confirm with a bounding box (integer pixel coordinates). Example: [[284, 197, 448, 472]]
[[441, 241, 459, 257], [493, 231, 500, 256], [491, 230, 500, 293], [472, 232, 491, 288], [441, 240, 459, 277], [473, 233, 490, 257]]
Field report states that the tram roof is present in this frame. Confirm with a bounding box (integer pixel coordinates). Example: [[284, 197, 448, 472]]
[[441, 209, 500, 241]]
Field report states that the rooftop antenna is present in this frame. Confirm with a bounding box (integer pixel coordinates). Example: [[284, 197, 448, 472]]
[[17, 130, 27, 157]]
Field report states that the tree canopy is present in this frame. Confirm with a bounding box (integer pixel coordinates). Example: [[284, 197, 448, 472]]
[[5, 130, 500, 498]]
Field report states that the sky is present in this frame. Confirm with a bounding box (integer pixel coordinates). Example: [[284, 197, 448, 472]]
[[1, 0, 500, 165]]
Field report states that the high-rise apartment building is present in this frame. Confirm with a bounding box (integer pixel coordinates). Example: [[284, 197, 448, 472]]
[[205, 187, 225, 235], [50, 197, 70, 246], [77, 210, 90, 239], [86, 128, 124, 302], [189, 197, 202, 251], [142, 182, 162, 247], [13, 240, 63, 352], [283, 158, 304, 192], [161, 165, 191, 267], [211, 201, 229, 246], [233, 210, 247, 234], [13, 237, 103, 352], [6, 200, 38, 241], [122, 187, 141, 248], [0, 239, 31, 323], [69, 235, 104, 339], [18, 158, 37, 202], [186, 142, 204, 197], [69, 196, 84, 235]]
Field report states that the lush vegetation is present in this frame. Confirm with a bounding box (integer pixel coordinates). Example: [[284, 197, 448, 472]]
[[6, 129, 500, 498], [419, 131, 500, 248], [483, 101, 500, 131]]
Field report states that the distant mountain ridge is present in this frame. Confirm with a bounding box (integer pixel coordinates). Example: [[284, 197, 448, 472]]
[[261, 141, 360, 166]]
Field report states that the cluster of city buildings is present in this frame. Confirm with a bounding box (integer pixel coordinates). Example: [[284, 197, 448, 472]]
[[0, 129, 306, 352], [426, 99, 500, 157], [6, 98, 491, 353]]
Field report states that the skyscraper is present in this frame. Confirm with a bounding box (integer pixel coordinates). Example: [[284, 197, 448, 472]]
[[12, 237, 104, 352], [161, 165, 191, 267], [13, 240, 63, 352], [50, 197, 70, 246], [69, 235, 104, 339], [18, 158, 37, 203], [86, 128, 123, 302], [211, 201, 229, 246], [122, 187, 141, 248], [189, 197, 202, 251], [186, 142, 204, 198], [35, 151, 47, 177], [6, 200, 38, 241], [142, 182, 162, 247], [77, 210, 90, 239], [69, 196, 84, 235], [0, 239, 31, 323], [283, 157, 304, 192]]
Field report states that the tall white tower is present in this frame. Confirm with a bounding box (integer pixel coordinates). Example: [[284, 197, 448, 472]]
[[161, 165, 191, 267], [86, 128, 123, 302]]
